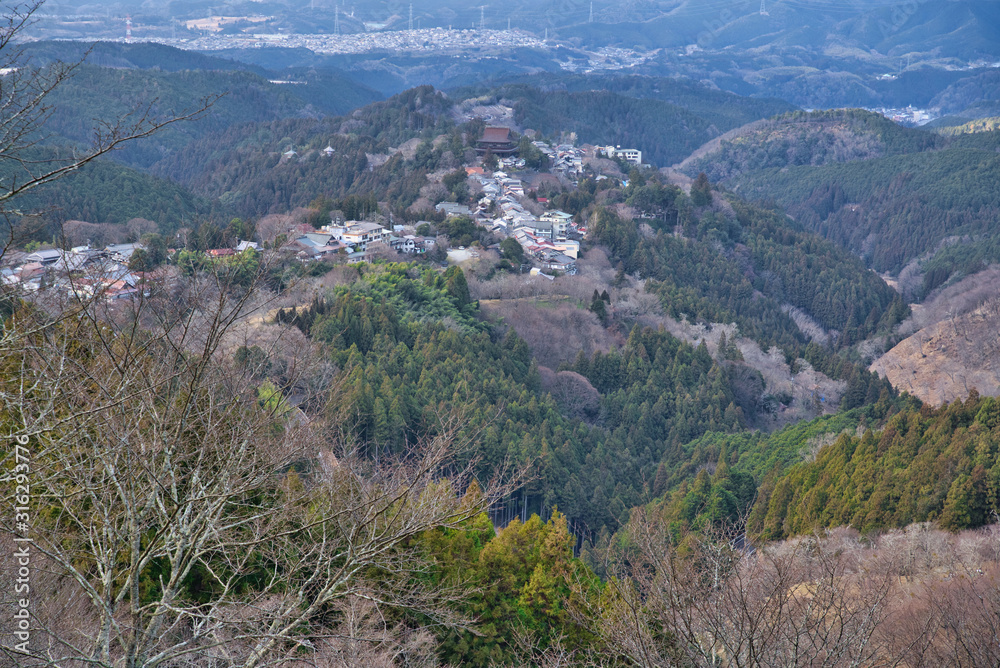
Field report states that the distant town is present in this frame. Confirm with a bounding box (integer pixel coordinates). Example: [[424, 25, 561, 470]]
[[864, 105, 938, 127], [142, 27, 548, 57]]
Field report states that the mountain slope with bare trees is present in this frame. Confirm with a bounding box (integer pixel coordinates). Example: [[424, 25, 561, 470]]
[[872, 266, 1000, 405]]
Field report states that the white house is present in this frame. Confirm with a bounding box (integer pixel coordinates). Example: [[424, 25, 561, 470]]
[[540, 210, 574, 240], [340, 222, 390, 250], [602, 145, 642, 165]]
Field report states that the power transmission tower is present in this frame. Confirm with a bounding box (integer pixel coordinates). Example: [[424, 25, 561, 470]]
[[335, 3, 339, 34], [760, 0, 769, 16], [480, 5, 485, 29], [409, 3, 413, 30], [589, 1, 594, 22]]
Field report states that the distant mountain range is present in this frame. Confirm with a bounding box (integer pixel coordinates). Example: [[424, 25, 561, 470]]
[[560, 0, 1000, 57], [49, 0, 1000, 55], [26, 1, 1000, 114]]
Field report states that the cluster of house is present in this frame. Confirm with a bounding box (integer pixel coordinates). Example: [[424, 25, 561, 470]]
[[2, 239, 270, 300], [5, 131, 630, 296], [533, 141, 585, 178], [434, 167, 582, 275], [285, 221, 435, 262], [2, 243, 147, 300]]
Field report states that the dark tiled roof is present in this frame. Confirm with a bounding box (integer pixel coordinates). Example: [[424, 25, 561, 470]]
[[481, 126, 511, 143]]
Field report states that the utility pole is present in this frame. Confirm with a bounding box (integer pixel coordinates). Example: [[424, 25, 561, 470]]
[[589, 1, 593, 22], [409, 3, 413, 31], [334, 3, 339, 34], [480, 5, 485, 29]]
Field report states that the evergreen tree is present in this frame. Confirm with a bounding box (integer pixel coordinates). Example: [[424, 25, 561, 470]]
[[589, 295, 608, 325], [691, 172, 713, 207]]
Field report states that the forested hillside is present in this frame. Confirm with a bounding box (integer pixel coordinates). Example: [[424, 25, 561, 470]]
[[23, 40, 268, 73], [753, 392, 1000, 539], [524, 74, 797, 131], [589, 195, 907, 351], [930, 69, 1000, 120], [267, 254, 899, 539], [0, 150, 210, 235], [732, 148, 1000, 279], [38, 160, 206, 228], [23, 41, 381, 178], [151, 86, 459, 216], [680, 109, 939, 180], [274, 263, 757, 534], [44, 64, 380, 170], [686, 110, 1000, 288]]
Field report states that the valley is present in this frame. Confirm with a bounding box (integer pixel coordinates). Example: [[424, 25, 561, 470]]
[[2, 4, 1000, 664]]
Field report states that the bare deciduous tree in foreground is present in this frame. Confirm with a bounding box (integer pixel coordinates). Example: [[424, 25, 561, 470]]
[[575, 508, 1000, 668], [0, 258, 516, 666], [0, 7, 518, 661]]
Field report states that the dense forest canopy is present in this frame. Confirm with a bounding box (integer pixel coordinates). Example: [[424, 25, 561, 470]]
[[685, 109, 1000, 289]]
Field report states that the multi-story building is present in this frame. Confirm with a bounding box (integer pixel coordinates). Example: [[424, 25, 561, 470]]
[[601, 145, 642, 165], [339, 222, 390, 250], [540, 210, 574, 240]]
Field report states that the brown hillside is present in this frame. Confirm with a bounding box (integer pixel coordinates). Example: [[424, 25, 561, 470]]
[[872, 290, 1000, 406]]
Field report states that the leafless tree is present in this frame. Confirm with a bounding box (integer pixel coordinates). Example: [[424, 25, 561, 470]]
[[0, 259, 517, 667], [291, 595, 439, 668], [577, 509, 896, 667], [494, 634, 594, 668], [876, 524, 1000, 668], [539, 368, 601, 422]]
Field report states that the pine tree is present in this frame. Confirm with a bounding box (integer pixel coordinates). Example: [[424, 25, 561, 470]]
[[653, 462, 669, 498], [589, 295, 608, 325], [373, 397, 390, 448], [691, 172, 713, 207]]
